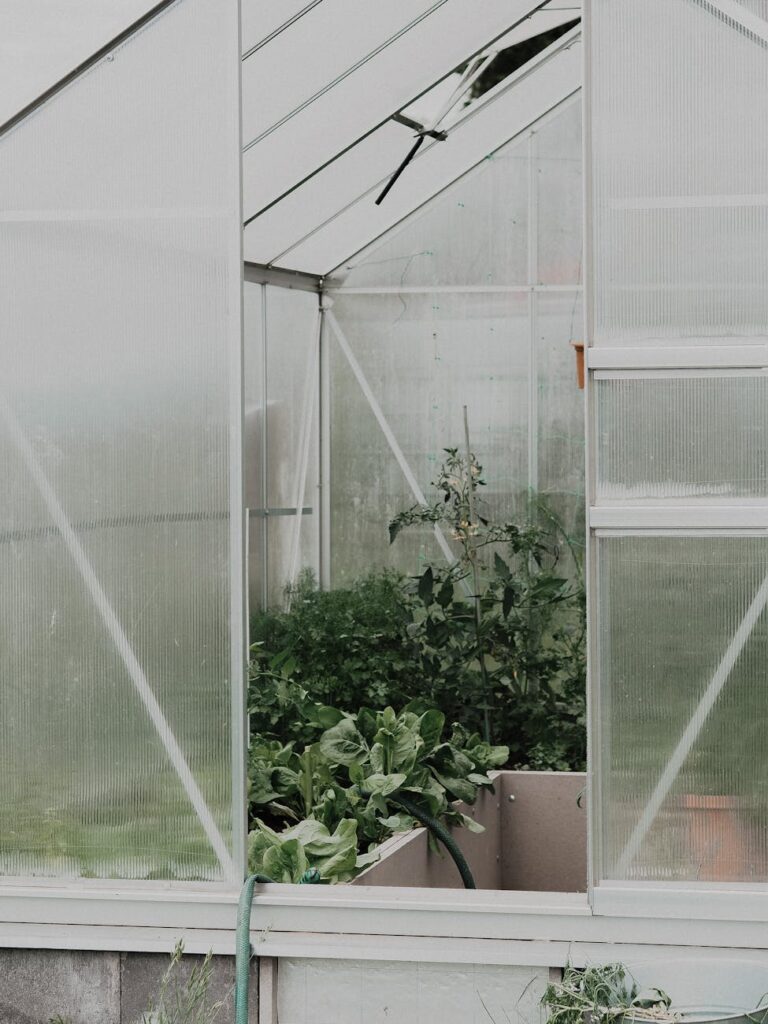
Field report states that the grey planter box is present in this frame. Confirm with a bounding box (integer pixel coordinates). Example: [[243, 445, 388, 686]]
[[352, 770, 587, 891]]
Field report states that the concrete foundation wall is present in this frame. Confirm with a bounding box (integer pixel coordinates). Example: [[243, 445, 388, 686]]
[[0, 949, 258, 1024]]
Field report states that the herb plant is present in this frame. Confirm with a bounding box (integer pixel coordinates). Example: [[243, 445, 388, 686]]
[[542, 964, 675, 1024], [142, 941, 224, 1024]]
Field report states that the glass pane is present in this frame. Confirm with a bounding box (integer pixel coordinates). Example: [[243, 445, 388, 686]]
[[0, 0, 241, 881], [597, 374, 768, 500], [329, 293, 530, 584], [591, 0, 768, 341], [598, 536, 768, 883]]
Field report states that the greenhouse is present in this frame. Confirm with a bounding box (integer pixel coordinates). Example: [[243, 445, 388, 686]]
[[1, 0, 768, 1021]]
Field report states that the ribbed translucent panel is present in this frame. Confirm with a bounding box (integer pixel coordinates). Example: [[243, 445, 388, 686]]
[[597, 374, 768, 500], [0, 0, 242, 881], [536, 100, 583, 286], [598, 536, 768, 883], [241, 0, 435, 147], [537, 293, 585, 539], [336, 127, 531, 290], [328, 100, 584, 583], [329, 293, 530, 584], [591, 0, 768, 341], [735, 0, 768, 19], [244, 283, 320, 609]]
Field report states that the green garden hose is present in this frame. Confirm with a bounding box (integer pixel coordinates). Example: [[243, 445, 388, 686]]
[[234, 802, 475, 1022], [393, 794, 477, 890], [234, 869, 321, 1024]]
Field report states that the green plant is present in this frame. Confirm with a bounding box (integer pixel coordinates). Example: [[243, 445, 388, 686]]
[[250, 569, 418, 718], [390, 447, 586, 756], [248, 817, 377, 883], [142, 941, 224, 1024], [542, 964, 675, 1024], [247, 701, 508, 883]]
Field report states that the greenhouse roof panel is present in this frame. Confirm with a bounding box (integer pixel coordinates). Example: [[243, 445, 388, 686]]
[[241, 0, 554, 223], [243, 26, 582, 275], [0, 1, 159, 125], [240, 0, 322, 59]]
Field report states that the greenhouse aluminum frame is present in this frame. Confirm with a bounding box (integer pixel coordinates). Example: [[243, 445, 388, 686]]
[[0, 0, 766, 967]]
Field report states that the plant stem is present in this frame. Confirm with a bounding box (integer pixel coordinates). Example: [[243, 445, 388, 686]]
[[463, 406, 492, 744]]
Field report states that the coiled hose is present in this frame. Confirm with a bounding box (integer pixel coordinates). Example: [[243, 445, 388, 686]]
[[234, 868, 321, 1024]]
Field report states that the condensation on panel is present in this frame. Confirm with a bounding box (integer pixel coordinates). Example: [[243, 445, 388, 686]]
[[536, 292, 585, 562], [536, 97, 583, 286], [277, 958, 548, 1024], [329, 292, 530, 584], [597, 374, 768, 500], [591, 0, 768, 341], [0, 0, 240, 880], [335, 129, 530, 289], [598, 536, 768, 883]]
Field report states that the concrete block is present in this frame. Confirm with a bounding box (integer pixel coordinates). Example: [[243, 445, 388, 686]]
[[120, 951, 258, 1024], [0, 948, 120, 1024]]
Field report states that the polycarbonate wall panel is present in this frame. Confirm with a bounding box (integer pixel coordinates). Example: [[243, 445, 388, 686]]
[[0, 0, 242, 881], [327, 98, 584, 584], [597, 373, 768, 500], [244, 283, 320, 610], [335, 129, 530, 289], [537, 293, 585, 548], [0, 1, 158, 124], [597, 536, 768, 883], [591, 0, 768, 341], [536, 101, 583, 285], [328, 293, 530, 584]]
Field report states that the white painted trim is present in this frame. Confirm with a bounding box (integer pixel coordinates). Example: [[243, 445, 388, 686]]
[[589, 506, 768, 530], [0, 880, 766, 955], [594, 367, 768, 381], [593, 885, 768, 922], [587, 344, 768, 369], [325, 285, 583, 295], [254, 933, 768, 968]]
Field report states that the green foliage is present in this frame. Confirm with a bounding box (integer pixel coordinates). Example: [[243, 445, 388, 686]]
[[250, 569, 418, 717], [542, 964, 674, 1024], [249, 451, 586, 773], [142, 941, 224, 1024], [247, 702, 507, 883], [390, 448, 586, 760], [249, 818, 369, 883]]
